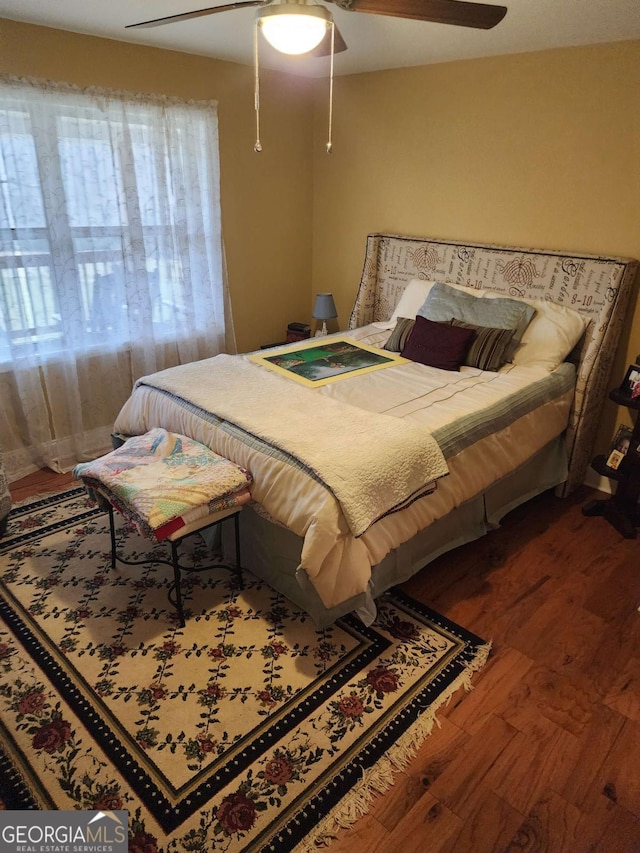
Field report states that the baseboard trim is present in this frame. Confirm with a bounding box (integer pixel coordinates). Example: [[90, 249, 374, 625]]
[[583, 467, 613, 495]]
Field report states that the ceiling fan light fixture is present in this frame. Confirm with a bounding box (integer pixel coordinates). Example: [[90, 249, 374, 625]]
[[257, 4, 332, 55]]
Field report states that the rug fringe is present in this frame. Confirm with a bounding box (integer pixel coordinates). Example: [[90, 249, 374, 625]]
[[295, 641, 492, 851]]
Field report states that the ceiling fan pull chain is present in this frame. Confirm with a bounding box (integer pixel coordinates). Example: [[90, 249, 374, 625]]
[[327, 23, 334, 154], [253, 20, 263, 152]]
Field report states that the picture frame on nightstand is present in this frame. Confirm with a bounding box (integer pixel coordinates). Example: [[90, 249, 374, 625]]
[[619, 363, 640, 400], [606, 424, 634, 471]]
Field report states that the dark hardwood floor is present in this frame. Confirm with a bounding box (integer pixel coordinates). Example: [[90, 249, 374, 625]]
[[8, 472, 640, 851], [8, 467, 75, 503]]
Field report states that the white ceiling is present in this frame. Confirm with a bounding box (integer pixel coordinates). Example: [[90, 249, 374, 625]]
[[1, 0, 639, 77]]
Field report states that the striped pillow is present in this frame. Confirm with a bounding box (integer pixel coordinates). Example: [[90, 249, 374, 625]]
[[451, 319, 515, 372], [384, 317, 415, 352]]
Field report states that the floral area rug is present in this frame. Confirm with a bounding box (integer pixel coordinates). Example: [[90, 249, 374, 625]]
[[0, 488, 489, 851]]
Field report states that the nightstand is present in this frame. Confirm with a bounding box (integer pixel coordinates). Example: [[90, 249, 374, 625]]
[[582, 386, 640, 538]]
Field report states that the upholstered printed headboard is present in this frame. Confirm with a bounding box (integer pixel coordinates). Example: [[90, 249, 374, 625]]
[[349, 233, 638, 495]]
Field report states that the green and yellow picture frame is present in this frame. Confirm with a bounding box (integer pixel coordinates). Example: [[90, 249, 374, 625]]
[[249, 337, 408, 387]]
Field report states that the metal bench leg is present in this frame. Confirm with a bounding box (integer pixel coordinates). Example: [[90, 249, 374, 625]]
[[105, 506, 242, 629], [170, 540, 186, 629], [108, 505, 117, 571], [233, 513, 244, 591]]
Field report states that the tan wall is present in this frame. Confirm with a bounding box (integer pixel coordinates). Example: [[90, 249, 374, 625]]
[[312, 41, 640, 452], [1, 21, 638, 456], [0, 18, 315, 353]]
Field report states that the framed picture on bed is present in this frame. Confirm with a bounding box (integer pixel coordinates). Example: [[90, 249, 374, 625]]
[[249, 337, 408, 387], [619, 364, 640, 400]]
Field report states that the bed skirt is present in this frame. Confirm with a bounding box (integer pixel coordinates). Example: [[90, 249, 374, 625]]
[[219, 435, 568, 627]]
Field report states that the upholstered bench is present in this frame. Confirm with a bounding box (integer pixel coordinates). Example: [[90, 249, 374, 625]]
[[73, 429, 252, 627]]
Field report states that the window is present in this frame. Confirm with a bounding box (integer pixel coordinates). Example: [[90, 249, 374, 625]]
[[0, 78, 229, 363], [0, 75, 233, 482]]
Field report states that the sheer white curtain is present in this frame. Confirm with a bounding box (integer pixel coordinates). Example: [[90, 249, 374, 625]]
[[0, 75, 235, 482]]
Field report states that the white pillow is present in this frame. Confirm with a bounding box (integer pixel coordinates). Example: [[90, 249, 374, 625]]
[[390, 279, 436, 323], [484, 294, 588, 371]]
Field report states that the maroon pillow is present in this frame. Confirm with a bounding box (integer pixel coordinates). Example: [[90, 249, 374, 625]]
[[401, 315, 475, 371]]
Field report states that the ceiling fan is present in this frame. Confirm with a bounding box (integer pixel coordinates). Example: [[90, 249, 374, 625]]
[[126, 0, 508, 57], [127, 0, 506, 153]]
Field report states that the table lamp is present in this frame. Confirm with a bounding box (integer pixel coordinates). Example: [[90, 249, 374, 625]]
[[313, 292, 337, 336]]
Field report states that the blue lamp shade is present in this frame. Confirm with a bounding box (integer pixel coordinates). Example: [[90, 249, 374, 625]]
[[312, 292, 337, 336], [313, 292, 337, 320]]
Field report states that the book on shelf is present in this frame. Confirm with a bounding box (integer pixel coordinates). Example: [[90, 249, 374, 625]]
[[286, 322, 311, 343]]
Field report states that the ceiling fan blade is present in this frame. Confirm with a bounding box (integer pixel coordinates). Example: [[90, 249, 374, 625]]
[[126, 1, 267, 29], [309, 24, 348, 56], [346, 0, 506, 29]]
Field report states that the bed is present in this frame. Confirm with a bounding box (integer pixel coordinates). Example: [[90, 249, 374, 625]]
[[113, 234, 638, 626]]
